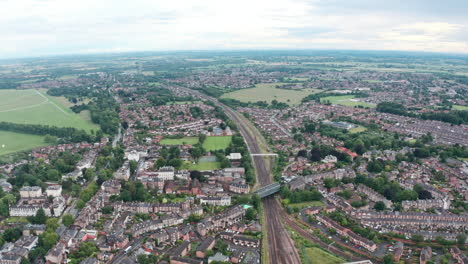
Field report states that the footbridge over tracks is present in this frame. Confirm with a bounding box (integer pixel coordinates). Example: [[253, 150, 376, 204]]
[[250, 153, 278, 157], [255, 182, 281, 198]]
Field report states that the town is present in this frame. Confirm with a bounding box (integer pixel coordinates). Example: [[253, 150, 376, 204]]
[[0, 51, 466, 264]]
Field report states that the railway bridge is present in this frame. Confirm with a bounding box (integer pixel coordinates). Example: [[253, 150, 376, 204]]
[[254, 182, 281, 198]]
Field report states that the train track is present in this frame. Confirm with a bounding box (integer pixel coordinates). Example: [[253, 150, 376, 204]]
[[277, 206, 382, 263], [173, 85, 301, 263]]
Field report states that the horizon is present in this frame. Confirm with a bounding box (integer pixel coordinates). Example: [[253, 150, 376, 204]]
[[1, 0, 467, 59], [2, 48, 468, 61]]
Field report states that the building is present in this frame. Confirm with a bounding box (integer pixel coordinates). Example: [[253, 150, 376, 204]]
[[196, 237, 215, 258], [158, 166, 175, 181], [200, 196, 231, 206], [45, 243, 65, 264], [19, 186, 42, 198], [46, 185, 62, 198]]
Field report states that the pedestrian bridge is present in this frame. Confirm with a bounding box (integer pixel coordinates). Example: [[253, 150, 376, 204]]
[[255, 182, 281, 198], [250, 153, 278, 157]]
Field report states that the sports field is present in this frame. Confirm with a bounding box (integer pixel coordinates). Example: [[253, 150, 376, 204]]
[[0, 131, 49, 155], [453, 105, 468, 110], [160, 136, 232, 151], [186, 161, 221, 171], [320, 95, 375, 108], [221, 83, 321, 106], [0, 89, 98, 131], [159, 137, 199, 145], [202, 136, 232, 151]]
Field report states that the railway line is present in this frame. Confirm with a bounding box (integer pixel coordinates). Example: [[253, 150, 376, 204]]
[[172, 85, 380, 263], [174, 85, 301, 263]]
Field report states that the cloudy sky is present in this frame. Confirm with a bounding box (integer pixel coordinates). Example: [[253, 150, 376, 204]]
[[1, 0, 467, 58]]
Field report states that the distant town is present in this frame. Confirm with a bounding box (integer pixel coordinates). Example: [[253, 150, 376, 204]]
[[0, 50, 466, 264]]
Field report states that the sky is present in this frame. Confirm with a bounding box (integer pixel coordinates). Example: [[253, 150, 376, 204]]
[[1, 0, 468, 58]]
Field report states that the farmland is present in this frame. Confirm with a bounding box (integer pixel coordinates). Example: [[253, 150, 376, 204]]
[[320, 95, 375, 108], [0, 131, 49, 156], [0, 89, 98, 131], [221, 83, 321, 106]]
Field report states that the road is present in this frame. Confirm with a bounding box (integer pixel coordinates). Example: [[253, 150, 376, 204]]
[[173, 85, 301, 264]]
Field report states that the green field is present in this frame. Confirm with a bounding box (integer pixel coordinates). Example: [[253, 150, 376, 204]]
[[282, 200, 324, 210], [303, 247, 344, 264], [184, 161, 221, 170], [453, 105, 468, 110], [221, 83, 321, 106], [159, 137, 199, 145], [0, 131, 49, 155], [349, 126, 367, 133], [202, 136, 232, 151], [0, 89, 98, 131], [320, 95, 375, 108]]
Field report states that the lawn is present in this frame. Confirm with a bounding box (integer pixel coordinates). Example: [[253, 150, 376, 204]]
[[282, 199, 324, 210], [303, 247, 344, 264], [202, 136, 232, 151], [320, 95, 375, 108], [453, 105, 468, 110], [3, 216, 29, 224], [0, 131, 50, 156], [349, 126, 367, 134], [187, 161, 221, 171], [221, 83, 321, 106], [0, 89, 98, 131], [159, 137, 199, 145]]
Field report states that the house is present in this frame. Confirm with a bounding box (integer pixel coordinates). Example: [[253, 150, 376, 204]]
[[288, 177, 306, 191], [19, 186, 42, 198], [420, 247, 432, 264], [45, 243, 65, 264], [196, 237, 215, 258], [200, 196, 231, 206], [169, 256, 202, 264]]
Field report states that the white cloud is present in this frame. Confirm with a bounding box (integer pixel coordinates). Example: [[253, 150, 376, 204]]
[[0, 0, 466, 57]]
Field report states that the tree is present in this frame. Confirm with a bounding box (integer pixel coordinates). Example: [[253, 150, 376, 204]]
[[101, 206, 114, 214], [3, 227, 22, 242], [46, 218, 59, 231], [374, 201, 386, 211], [154, 158, 166, 169], [168, 158, 182, 169], [62, 214, 74, 227], [30, 208, 47, 225], [411, 234, 424, 243], [245, 208, 257, 220], [383, 254, 395, 264], [129, 160, 138, 175], [457, 233, 466, 245]]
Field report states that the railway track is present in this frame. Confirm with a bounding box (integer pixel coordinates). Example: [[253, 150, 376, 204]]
[[174, 85, 301, 263]]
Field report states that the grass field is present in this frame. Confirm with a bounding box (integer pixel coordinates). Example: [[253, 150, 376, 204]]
[[0, 131, 49, 156], [349, 126, 367, 133], [202, 136, 232, 151], [221, 83, 321, 106], [453, 105, 468, 110], [282, 199, 324, 210], [303, 247, 344, 264], [0, 89, 98, 131], [159, 137, 199, 145], [186, 161, 221, 170], [320, 95, 375, 108]]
